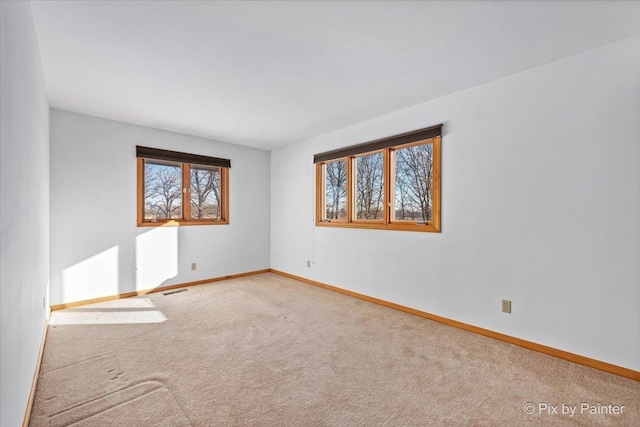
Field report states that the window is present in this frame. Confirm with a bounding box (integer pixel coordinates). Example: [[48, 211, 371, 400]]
[[355, 151, 385, 221], [190, 165, 222, 220], [324, 159, 347, 220], [315, 125, 441, 232], [144, 160, 183, 220], [137, 146, 230, 226], [392, 142, 434, 223]]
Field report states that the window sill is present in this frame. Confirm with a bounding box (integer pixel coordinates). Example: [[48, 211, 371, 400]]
[[138, 220, 229, 227], [316, 221, 440, 233]]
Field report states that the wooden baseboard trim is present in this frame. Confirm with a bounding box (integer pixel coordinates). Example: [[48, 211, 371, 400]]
[[50, 269, 271, 311], [269, 269, 639, 382], [22, 319, 48, 427]]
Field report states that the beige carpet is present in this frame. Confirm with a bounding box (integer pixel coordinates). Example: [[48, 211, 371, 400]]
[[30, 273, 639, 426]]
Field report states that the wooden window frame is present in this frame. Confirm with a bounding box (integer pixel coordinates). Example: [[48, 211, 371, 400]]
[[318, 158, 349, 223], [315, 135, 441, 233], [137, 158, 230, 227]]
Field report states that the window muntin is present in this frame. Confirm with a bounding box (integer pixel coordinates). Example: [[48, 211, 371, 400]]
[[323, 159, 347, 221], [315, 136, 440, 232], [354, 151, 384, 221], [137, 158, 229, 226]]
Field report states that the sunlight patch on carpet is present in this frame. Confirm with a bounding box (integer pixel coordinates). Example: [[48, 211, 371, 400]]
[[50, 308, 167, 325]]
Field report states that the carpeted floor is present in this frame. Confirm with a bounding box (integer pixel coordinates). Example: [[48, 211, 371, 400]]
[[30, 273, 639, 426]]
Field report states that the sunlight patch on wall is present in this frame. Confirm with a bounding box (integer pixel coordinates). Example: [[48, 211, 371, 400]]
[[136, 227, 178, 290], [62, 246, 119, 303]]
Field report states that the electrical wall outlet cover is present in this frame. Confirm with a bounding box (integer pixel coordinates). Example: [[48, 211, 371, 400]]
[[191, 263, 196, 271], [502, 299, 512, 314], [306, 260, 311, 268]]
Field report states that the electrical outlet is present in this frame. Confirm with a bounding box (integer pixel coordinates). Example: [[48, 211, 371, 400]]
[[43, 297, 46, 309], [502, 299, 512, 314], [306, 260, 311, 268], [191, 263, 196, 271]]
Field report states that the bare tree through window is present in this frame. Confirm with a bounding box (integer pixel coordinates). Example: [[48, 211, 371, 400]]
[[355, 152, 384, 220], [144, 161, 182, 220], [394, 143, 433, 221], [190, 165, 221, 219], [324, 160, 347, 220]]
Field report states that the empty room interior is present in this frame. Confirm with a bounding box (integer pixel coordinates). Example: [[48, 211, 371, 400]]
[[2, 1, 640, 426]]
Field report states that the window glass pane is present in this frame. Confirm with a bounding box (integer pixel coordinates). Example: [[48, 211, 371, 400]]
[[324, 160, 347, 220], [355, 152, 384, 220], [144, 160, 182, 220], [393, 143, 433, 222], [190, 165, 221, 219]]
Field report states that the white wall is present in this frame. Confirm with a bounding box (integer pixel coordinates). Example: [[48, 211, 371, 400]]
[[50, 109, 270, 306], [0, 2, 50, 426], [270, 36, 640, 371]]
